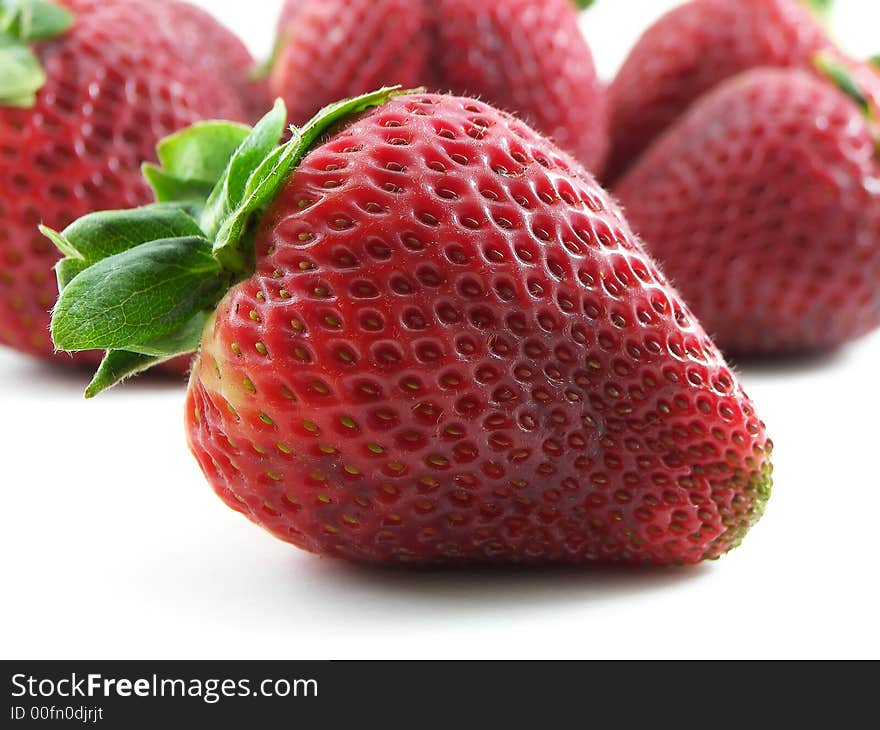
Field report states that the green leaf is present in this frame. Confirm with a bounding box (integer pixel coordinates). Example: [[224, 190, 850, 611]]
[[47, 205, 205, 261], [43, 205, 206, 296], [51, 236, 226, 353], [156, 121, 251, 183], [84, 314, 206, 397], [298, 86, 408, 153], [800, 0, 833, 24], [815, 52, 871, 117], [85, 350, 172, 399], [55, 256, 88, 291], [8, 0, 74, 42], [124, 311, 207, 358], [40, 224, 79, 258], [50, 88, 408, 390], [0, 1, 73, 107], [144, 120, 251, 205], [212, 131, 301, 273], [0, 39, 45, 107], [143, 164, 217, 205], [211, 87, 406, 273], [201, 99, 288, 239]]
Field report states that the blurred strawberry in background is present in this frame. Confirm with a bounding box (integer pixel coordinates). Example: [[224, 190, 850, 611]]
[[605, 0, 838, 183], [0, 0, 267, 365], [615, 59, 880, 355], [268, 0, 609, 175]]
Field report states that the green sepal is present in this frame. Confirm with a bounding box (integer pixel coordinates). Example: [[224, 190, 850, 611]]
[[85, 350, 173, 400], [48, 88, 408, 395], [40, 223, 78, 259], [297, 86, 411, 151], [210, 128, 300, 274], [210, 87, 407, 274], [51, 236, 226, 353], [44, 204, 206, 295], [43, 205, 204, 261], [0, 0, 74, 107], [800, 0, 833, 24], [200, 99, 289, 243], [571, 0, 596, 9], [124, 312, 207, 358], [55, 257, 88, 292], [143, 166, 216, 206], [870, 56, 880, 70], [144, 121, 251, 207], [1, 0, 74, 41], [84, 313, 206, 397], [815, 52, 872, 118], [0, 38, 44, 107]]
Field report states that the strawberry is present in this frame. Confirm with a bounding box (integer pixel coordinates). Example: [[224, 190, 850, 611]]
[[605, 0, 835, 182], [47, 89, 772, 566], [156, 1, 269, 122], [268, 0, 608, 174], [0, 0, 263, 362], [615, 60, 880, 355]]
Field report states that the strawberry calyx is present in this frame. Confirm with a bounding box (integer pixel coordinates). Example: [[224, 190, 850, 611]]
[[815, 53, 880, 157], [816, 52, 872, 116], [815, 53, 876, 113], [571, 0, 596, 10], [46, 87, 407, 397], [0, 0, 74, 107], [800, 0, 833, 25]]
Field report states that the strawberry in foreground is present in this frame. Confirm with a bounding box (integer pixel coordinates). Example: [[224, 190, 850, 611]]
[[48, 89, 773, 566], [0, 0, 263, 363], [616, 59, 880, 355], [605, 0, 836, 182], [268, 0, 608, 174]]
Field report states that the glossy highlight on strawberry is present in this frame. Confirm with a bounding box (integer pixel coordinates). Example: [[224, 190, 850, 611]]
[[48, 91, 774, 566]]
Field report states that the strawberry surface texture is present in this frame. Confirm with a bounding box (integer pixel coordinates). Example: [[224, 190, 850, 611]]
[[169, 94, 769, 566], [0, 0, 264, 362], [270, 0, 608, 175], [615, 67, 880, 355], [606, 0, 833, 182]]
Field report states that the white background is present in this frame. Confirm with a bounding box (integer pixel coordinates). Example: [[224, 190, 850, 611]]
[[2, 0, 879, 660]]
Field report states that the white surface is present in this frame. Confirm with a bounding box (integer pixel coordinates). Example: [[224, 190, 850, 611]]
[[2, 0, 879, 661]]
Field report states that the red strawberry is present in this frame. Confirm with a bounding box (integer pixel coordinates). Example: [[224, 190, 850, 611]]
[[269, 0, 608, 174], [615, 62, 880, 355], [155, 1, 269, 122], [48, 90, 772, 566], [606, 0, 834, 182], [62, 0, 269, 121], [0, 0, 259, 363]]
